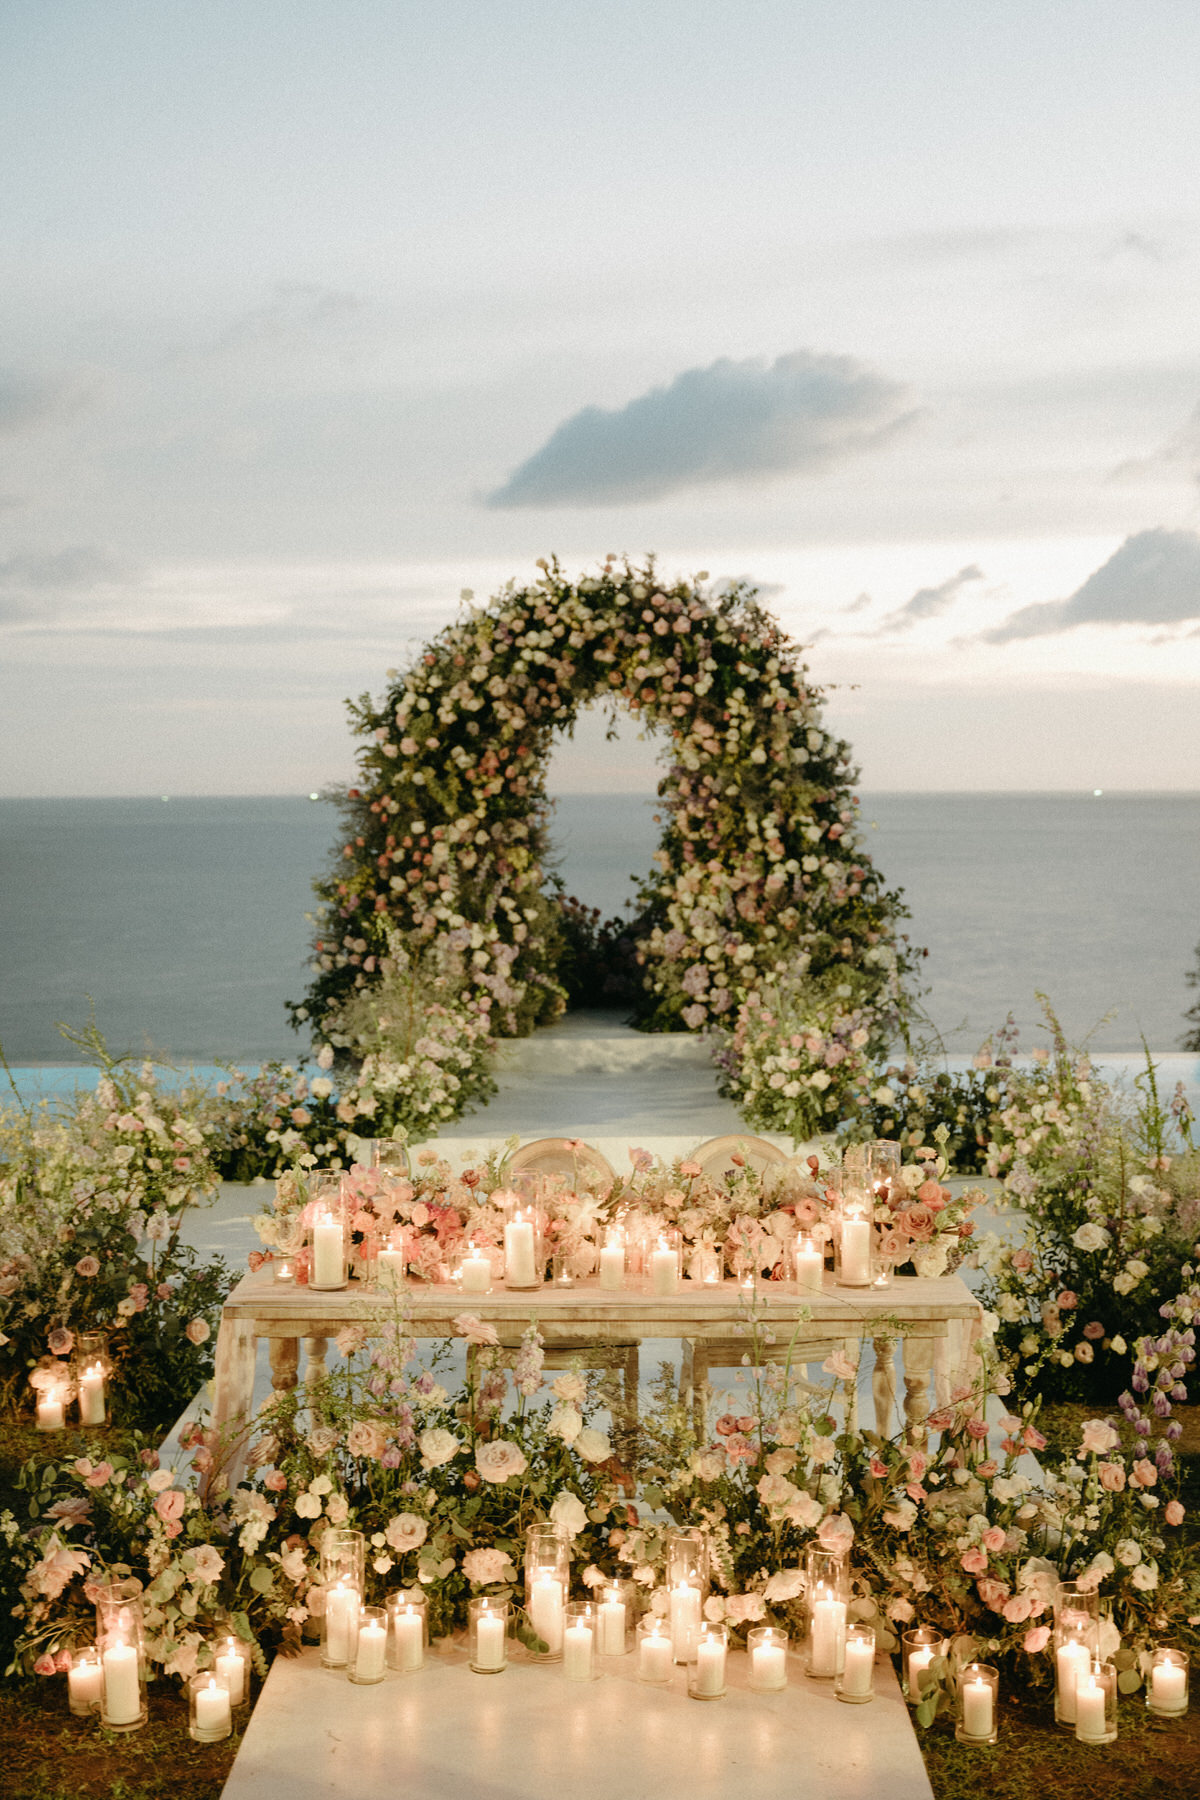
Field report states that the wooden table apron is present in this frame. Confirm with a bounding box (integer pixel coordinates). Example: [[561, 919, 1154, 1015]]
[[206, 1268, 983, 1489]]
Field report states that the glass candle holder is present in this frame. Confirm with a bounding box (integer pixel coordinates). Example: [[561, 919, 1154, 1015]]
[[835, 1186, 876, 1288], [665, 1529, 708, 1664], [688, 1243, 723, 1286], [319, 1532, 364, 1673], [349, 1605, 388, 1685], [836, 1623, 876, 1704], [525, 1523, 569, 1660], [792, 1233, 825, 1296], [31, 1365, 73, 1432], [637, 1615, 674, 1684], [213, 1634, 251, 1707], [1054, 1581, 1100, 1726], [805, 1548, 849, 1680], [73, 1331, 109, 1427], [386, 1592, 427, 1672], [956, 1662, 999, 1745], [469, 1597, 509, 1673], [95, 1581, 147, 1732], [370, 1138, 410, 1176], [274, 1257, 296, 1282], [189, 1670, 232, 1743], [503, 1195, 546, 1290], [459, 1240, 493, 1295], [687, 1624, 728, 1700], [1074, 1659, 1118, 1744], [308, 1181, 349, 1291], [67, 1646, 103, 1717], [563, 1602, 598, 1681], [599, 1230, 627, 1291], [1147, 1646, 1189, 1717], [376, 1231, 406, 1292], [647, 1228, 682, 1297], [747, 1625, 789, 1692], [596, 1580, 634, 1656], [902, 1625, 943, 1704]]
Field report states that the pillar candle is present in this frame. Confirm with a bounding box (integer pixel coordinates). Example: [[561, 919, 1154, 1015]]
[[751, 1640, 787, 1690], [475, 1613, 505, 1670], [1151, 1660, 1187, 1712], [810, 1597, 846, 1677], [78, 1366, 106, 1426], [529, 1576, 564, 1654], [312, 1212, 344, 1287], [907, 1643, 936, 1698], [377, 1246, 405, 1290], [215, 1644, 246, 1706], [353, 1618, 387, 1683], [1055, 1638, 1090, 1723], [794, 1240, 824, 1293], [392, 1608, 424, 1671], [599, 1593, 626, 1655], [840, 1217, 870, 1285], [1074, 1673, 1107, 1741], [669, 1582, 701, 1661], [841, 1635, 874, 1698], [68, 1656, 103, 1714], [651, 1243, 678, 1296], [962, 1676, 994, 1738], [37, 1393, 66, 1431], [504, 1219, 536, 1286], [693, 1636, 726, 1696], [639, 1628, 672, 1683], [102, 1642, 141, 1726], [195, 1677, 231, 1737], [563, 1622, 594, 1681], [325, 1582, 359, 1664], [460, 1248, 491, 1293], [599, 1243, 625, 1290]]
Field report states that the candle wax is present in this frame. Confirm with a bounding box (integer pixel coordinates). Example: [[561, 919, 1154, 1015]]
[[505, 1219, 537, 1286], [194, 1678, 231, 1738], [312, 1214, 344, 1287], [639, 1631, 672, 1683], [962, 1678, 994, 1739], [651, 1246, 678, 1296], [529, 1576, 565, 1654], [563, 1623, 594, 1681], [353, 1621, 387, 1683], [841, 1637, 874, 1698], [68, 1658, 103, 1713], [669, 1583, 702, 1662], [474, 1613, 506, 1670], [750, 1642, 787, 1690], [599, 1245, 625, 1290], [599, 1597, 626, 1655], [1055, 1639, 1090, 1723], [37, 1396, 66, 1431], [1151, 1661, 1187, 1712], [693, 1638, 725, 1697], [1074, 1675, 1108, 1741], [840, 1217, 871, 1285], [78, 1368, 106, 1426], [102, 1642, 141, 1726], [215, 1647, 246, 1706], [324, 1583, 359, 1664], [810, 1597, 846, 1677], [460, 1253, 491, 1294], [907, 1645, 935, 1698], [392, 1609, 424, 1671]]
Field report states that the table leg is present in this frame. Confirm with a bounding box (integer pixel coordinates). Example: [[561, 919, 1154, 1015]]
[[903, 1336, 936, 1443], [842, 1336, 859, 1434], [872, 1336, 897, 1438], [269, 1337, 301, 1397], [207, 1316, 258, 1498], [305, 1336, 329, 1394]]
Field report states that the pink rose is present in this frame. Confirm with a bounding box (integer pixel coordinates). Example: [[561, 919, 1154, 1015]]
[[1098, 1462, 1126, 1492], [977, 1578, 1009, 1610], [1166, 1500, 1185, 1526], [1080, 1419, 1120, 1456], [1022, 1424, 1046, 1452], [453, 1314, 499, 1347], [185, 1317, 210, 1345], [1082, 1321, 1105, 1340], [899, 1205, 936, 1242], [264, 1470, 288, 1492], [1011, 1248, 1033, 1273], [84, 1461, 113, 1489], [474, 1440, 528, 1484], [1057, 1289, 1077, 1310], [1131, 1458, 1158, 1488], [34, 1653, 57, 1677], [1002, 1593, 1033, 1623], [714, 1414, 739, 1437], [154, 1488, 186, 1524], [961, 1549, 988, 1574], [47, 1327, 74, 1356], [75, 1256, 100, 1278], [1024, 1625, 1051, 1654], [982, 1526, 1007, 1553]]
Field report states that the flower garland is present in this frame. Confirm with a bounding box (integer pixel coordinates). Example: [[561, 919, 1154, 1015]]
[[290, 557, 917, 1136]]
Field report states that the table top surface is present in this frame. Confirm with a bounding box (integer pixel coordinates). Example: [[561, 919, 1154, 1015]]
[[220, 1265, 982, 1332]]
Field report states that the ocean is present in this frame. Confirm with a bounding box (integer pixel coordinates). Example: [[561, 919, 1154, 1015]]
[[2, 793, 1199, 1079]]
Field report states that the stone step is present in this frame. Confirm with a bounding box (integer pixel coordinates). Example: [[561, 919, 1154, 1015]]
[[220, 1639, 934, 1800]]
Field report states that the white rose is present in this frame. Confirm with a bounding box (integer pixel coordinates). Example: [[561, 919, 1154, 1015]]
[[475, 1440, 528, 1484], [295, 1491, 322, 1519], [548, 1491, 588, 1538], [575, 1428, 612, 1463], [1071, 1223, 1110, 1252], [549, 1403, 583, 1445], [763, 1568, 804, 1603], [419, 1427, 462, 1468]]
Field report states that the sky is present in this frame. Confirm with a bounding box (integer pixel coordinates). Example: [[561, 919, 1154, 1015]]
[[3, 0, 1200, 795]]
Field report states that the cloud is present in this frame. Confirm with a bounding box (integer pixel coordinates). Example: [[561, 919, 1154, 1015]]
[[214, 282, 366, 353], [0, 369, 97, 435], [1110, 399, 1200, 485], [878, 564, 983, 633], [486, 350, 916, 508], [0, 546, 143, 623], [981, 529, 1200, 643]]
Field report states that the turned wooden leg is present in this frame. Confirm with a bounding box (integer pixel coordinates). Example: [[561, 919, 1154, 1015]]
[[903, 1335, 936, 1443], [305, 1336, 330, 1394], [872, 1335, 897, 1438], [842, 1336, 859, 1434], [269, 1336, 301, 1395]]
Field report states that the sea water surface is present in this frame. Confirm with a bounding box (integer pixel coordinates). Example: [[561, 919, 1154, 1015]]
[[1, 793, 1198, 1074]]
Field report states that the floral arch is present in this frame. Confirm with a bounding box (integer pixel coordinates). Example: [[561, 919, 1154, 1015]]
[[292, 557, 916, 1137]]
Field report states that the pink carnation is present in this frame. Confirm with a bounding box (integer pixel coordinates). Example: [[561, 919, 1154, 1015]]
[[1024, 1625, 1051, 1654], [1165, 1500, 1185, 1526]]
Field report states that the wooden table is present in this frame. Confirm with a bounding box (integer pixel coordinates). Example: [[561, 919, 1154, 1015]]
[[208, 1267, 984, 1489]]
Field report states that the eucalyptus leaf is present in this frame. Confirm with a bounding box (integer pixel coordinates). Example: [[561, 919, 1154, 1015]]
[[249, 1565, 275, 1594], [1117, 1668, 1142, 1694]]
